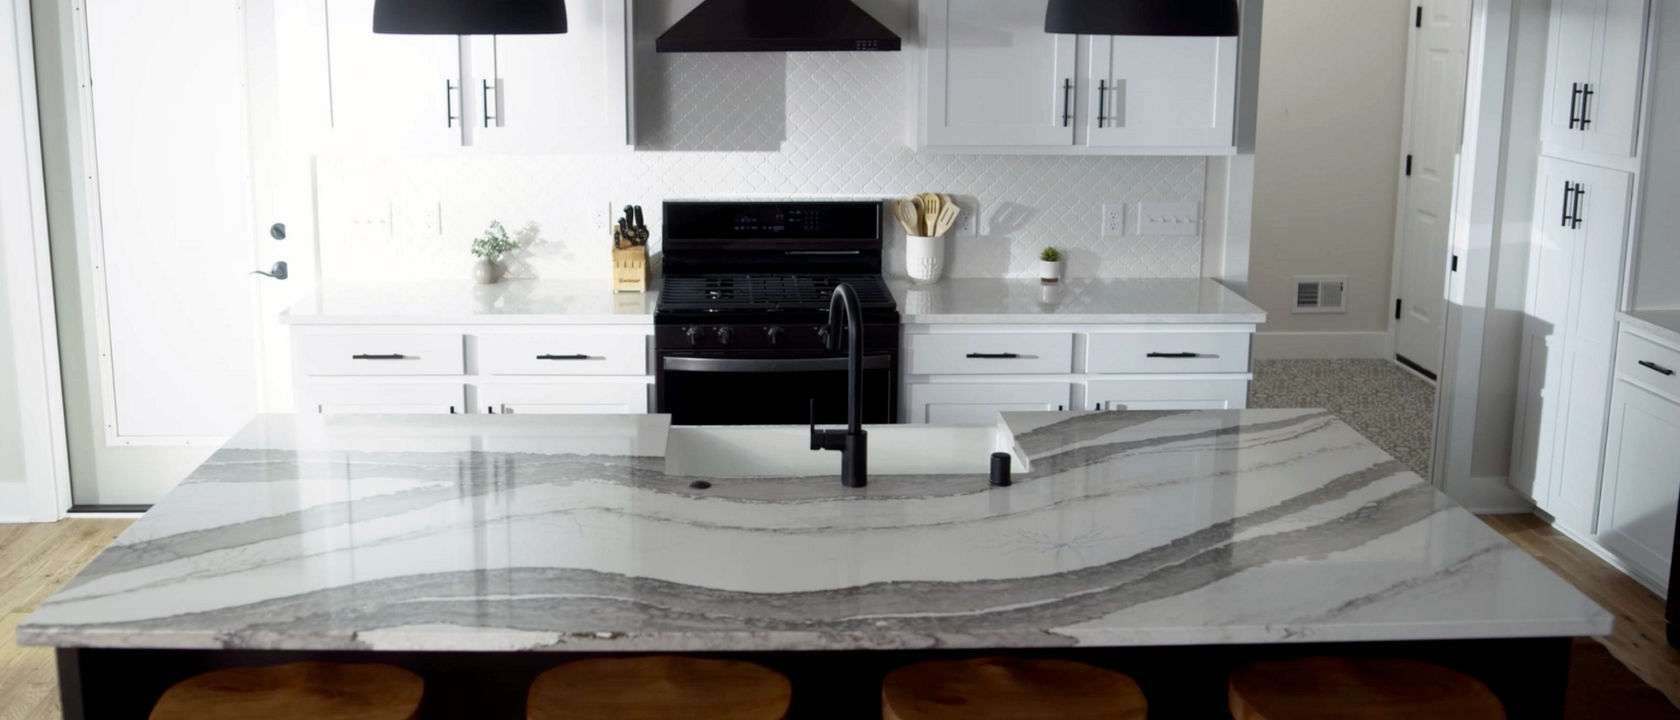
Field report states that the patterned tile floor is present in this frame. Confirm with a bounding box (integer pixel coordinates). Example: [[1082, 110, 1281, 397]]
[[1248, 359, 1437, 476]]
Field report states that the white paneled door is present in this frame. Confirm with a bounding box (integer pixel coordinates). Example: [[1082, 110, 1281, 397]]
[[1393, 0, 1472, 378]]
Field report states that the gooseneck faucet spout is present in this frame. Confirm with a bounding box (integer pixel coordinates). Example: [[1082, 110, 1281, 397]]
[[810, 282, 868, 488]]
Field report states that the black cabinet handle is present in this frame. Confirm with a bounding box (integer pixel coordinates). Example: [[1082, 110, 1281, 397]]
[[537, 354, 592, 361], [1061, 79, 1073, 127], [1569, 82, 1582, 129], [1147, 352, 1202, 359], [1097, 79, 1108, 128], [1571, 184, 1585, 229], [1561, 182, 1575, 228], [482, 79, 497, 128], [967, 352, 1021, 359], [445, 79, 458, 128], [1639, 360, 1676, 377], [1580, 83, 1594, 129], [352, 354, 406, 360]]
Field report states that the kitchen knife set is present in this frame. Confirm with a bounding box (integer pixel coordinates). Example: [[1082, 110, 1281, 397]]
[[614, 205, 649, 250]]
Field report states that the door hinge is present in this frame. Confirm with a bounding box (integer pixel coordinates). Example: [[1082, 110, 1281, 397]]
[[1415, 6, 1423, 27], [1405, 155, 1413, 176], [1395, 299, 1403, 320], [1451, 254, 1460, 272]]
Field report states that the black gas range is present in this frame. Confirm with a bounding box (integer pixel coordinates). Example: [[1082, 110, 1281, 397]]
[[655, 201, 900, 426]]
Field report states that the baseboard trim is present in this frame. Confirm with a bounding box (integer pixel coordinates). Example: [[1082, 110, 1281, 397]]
[[66, 504, 151, 517], [1547, 518, 1668, 598], [0, 483, 30, 523], [1451, 476, 1534, 514], [1254, 331, 1389, 360]]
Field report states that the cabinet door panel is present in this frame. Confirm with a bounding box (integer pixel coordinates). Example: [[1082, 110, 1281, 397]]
[[1581, 0, 1649, 157], [1085, 36, 1236, 149], [324, 0, 463, 150], [481, 383, 648, 415], [471, 0, 632, 152], [1596, 381, 1680, 586], [1541, 0, 1598, 152], [906, 383, 1070, 425], [1086, 379, 1248, 411], [299, 383, 463, 415], [921, 0, 1077, 147]]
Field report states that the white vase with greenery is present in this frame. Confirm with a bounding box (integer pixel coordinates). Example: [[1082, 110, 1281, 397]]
[[1039, 247, 1062, 284], [471, 221, 518, 285]]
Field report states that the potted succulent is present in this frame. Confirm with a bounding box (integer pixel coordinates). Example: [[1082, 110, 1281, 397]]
[[470, 220, 519, 285], [1039, 247, 1062, 284]]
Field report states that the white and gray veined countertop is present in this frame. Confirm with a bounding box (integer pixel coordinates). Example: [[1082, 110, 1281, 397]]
[[281, 277, 1265, 326]]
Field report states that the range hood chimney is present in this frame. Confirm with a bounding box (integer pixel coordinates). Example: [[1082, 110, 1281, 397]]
[[656, 0, 901, 53]]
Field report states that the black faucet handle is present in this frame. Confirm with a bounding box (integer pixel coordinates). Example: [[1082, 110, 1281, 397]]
[[809, 399, 819, 450]]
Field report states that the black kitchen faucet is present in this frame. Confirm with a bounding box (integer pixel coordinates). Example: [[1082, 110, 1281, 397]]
[[810, 283, 868, 488]]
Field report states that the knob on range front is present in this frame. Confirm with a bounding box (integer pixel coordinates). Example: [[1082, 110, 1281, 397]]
[[684, 326, 702, 345], [716, 327, 734, 345], [766, 326, 786, 346]]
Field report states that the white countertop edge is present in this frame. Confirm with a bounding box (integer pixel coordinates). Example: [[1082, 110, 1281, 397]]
[[278, 312, 656, 326], [899, 312, 1267, 325], [1619, 310, 1680, 347]]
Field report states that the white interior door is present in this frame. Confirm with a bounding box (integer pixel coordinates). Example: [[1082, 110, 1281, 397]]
[[921, 0, 1077, 148], [1393, 0, 1472, 378]]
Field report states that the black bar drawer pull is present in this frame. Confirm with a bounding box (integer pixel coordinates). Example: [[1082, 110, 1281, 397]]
[[537, 354, 593, 361], [1639, 360, 1676, 377], [352, 354, 407, 360], [1147, 352, 1203, 359], [967, 352, 1021, 359]]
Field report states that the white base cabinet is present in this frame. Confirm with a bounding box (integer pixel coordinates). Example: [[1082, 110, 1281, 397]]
[[481, 382, 649, 415], [1595, 325, 1680, 588], [906, 383, 1073, 425]]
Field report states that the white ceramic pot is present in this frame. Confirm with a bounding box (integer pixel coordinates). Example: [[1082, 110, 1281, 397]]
[[474, 258, 504, 285], [1039, 259, 1061, 284], [907, 235, 946, 283]]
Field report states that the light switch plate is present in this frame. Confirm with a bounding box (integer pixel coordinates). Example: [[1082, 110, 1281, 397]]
[[1138, 202, 1201, 236], [1101, 204, 1126, 237]]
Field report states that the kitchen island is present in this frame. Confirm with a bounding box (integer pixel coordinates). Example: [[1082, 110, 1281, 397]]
[[20, 410, 1608, 718]]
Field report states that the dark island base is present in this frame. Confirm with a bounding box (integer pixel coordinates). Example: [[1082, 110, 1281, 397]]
[[58, 637, 1571, 719]]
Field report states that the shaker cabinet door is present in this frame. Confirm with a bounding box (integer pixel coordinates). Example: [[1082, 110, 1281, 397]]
[[1596, 380, 1680, 587], [323, 0, 464, 151], [1083, 35, 1236, 151], [468, 0, 634, 153], [919, 0, 1078, 148], [1580, 0, 1650, 158]]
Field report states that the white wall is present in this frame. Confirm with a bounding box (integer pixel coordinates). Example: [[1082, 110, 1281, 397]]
[[1631, 0, 1680, 310], [0, 288, 26, 490], [313, 0, 1211, 284], [1248, 0, 1411, 352]]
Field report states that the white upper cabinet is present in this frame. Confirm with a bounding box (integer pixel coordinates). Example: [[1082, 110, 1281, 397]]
[[919, 0, 1077, 148], [325, 0, 465, 151], [914, 0, 1237, 154], [467, 0, 634, 153], [321, 0, 632, 152], [1541, 0, 1649, 160], [1082, 36, 1237, 150]]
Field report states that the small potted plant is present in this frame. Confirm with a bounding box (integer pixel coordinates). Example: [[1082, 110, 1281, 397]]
[[470, 220, 519, 285], [1039, 247, 1062, 284]]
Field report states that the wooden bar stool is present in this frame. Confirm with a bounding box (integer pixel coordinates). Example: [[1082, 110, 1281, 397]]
[[150, 661, 422, 720], [881, 656, 1148, 719], [526, 655, 792, 720], [1228, 657, 1505, 719]]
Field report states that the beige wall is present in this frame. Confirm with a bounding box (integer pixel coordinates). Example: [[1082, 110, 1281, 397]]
[[1249, 0, 1411, 335]]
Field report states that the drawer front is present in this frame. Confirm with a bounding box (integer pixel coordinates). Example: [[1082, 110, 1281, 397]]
[[1086, 378, 1249, 411], [1086, 331, 1250, 374], [479, 333, 647, 376], [480, 382, 649, 415], [298, 383, 464, 415], [905, 383, 1072, 425], [1617, 329, 1680, 401], [906, 333, 1074, 375], [297, 333, 464, 376]]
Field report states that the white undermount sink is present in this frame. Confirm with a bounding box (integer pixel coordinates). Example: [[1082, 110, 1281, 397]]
[[663, 424, 1027, 478]]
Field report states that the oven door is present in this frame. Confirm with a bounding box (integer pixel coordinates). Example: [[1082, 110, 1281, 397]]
[[658, 352, 898, 426]]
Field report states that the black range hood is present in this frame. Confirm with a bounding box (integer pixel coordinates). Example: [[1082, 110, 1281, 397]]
[[656, 0, 901, 53]]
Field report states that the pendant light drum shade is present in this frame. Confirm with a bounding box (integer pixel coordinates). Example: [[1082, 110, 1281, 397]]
[[373, 0, 568, 35], [1045, 0, 1239, 36]]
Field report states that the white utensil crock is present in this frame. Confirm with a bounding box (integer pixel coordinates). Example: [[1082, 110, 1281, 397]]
[[907, 235, 945, 283]]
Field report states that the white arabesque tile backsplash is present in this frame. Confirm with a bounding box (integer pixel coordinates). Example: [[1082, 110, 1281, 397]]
[[316, 51, 1207, 283]]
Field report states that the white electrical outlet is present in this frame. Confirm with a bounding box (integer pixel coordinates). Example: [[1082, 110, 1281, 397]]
[[1138, 202, 1201, 236], [590, 201, 613, 237], [1102, 204, 1126, 236], [955, 199, 979, 236]]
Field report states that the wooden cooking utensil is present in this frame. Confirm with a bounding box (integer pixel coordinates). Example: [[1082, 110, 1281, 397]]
[[934, 204, 960, 237], [909, 196, 926, 234], [919, 193, 942, 235], [895, 200, 922, 235]]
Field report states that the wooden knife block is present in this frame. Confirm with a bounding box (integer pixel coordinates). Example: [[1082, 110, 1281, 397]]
[[613, 246, 648, 293]]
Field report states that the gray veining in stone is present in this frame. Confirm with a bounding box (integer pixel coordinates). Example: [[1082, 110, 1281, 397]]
[[18, 411, 1608, 652]]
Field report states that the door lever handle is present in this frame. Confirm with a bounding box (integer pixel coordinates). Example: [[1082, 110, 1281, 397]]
[[250, 261, 288, 280]]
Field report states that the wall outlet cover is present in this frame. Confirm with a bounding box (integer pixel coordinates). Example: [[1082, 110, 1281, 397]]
[[1138, 202, 1201, 236], [956, 198, 979, 236], [1102, 204, 1126, 236]]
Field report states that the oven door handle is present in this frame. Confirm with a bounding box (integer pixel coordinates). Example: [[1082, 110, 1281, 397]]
[[663, 355, 893, 373]]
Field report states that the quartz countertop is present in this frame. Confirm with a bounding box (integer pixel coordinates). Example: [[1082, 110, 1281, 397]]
[[281, 279, 657, 325], [1620, 310, 1680, 347], [889, 278, 1266, 324], [18, 411, 1607, 652]]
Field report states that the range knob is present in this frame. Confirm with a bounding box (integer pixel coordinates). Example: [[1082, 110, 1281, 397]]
[[815, 325, 832, 347], [684, 326, 703, 345], [716, 327, 735, 345], [766, 326, 786, 346]]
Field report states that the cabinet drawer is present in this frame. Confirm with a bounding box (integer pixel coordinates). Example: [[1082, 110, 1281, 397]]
[[1086, 378, 1249, 411], [1617, 329, 1680, 401], [480, 382, 649, 415], [1086, 331, 1250, 374], [906, 333, 1074, 375], [906, 382, 1072, 426], [478, 333, 647, 376], [296, 333, 464, 377], [297, 383, 464, 415]]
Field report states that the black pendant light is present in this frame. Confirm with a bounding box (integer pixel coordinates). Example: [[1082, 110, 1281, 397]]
[[373, 0, 568, 35], [1045, 0, 1239, 36]]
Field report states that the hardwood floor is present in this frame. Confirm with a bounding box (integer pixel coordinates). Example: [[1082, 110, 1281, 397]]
[[0, 519, 131, 720], [1484, 513, 1680, 709], [2, 516, 1678, 718]]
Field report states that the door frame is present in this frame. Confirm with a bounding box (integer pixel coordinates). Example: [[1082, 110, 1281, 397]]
[[1, 0, 71, 521], [1386, 0, 1474, 380]]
